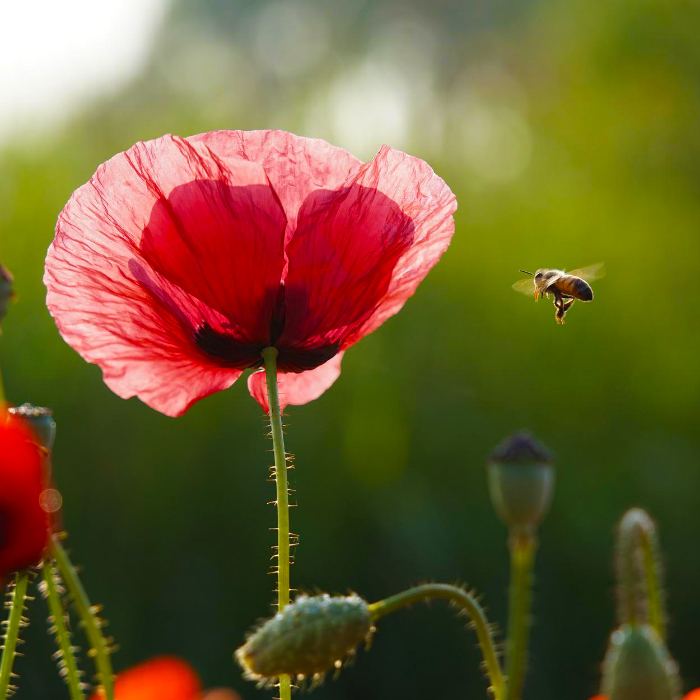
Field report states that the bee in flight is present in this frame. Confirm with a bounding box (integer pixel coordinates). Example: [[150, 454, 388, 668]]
[[512, 263, 605, 324]]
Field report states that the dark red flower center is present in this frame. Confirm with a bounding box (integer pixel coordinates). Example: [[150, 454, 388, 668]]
[[193, 281, 339, 372], [193, 312, 340, 373]]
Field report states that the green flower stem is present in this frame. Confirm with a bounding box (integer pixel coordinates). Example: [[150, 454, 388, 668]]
[[50, 537, 114, 700], [0, 570, 30, 698], [617, 509, 665, 640], [261, 347, 292, 700], [42, 560, 85, 700], [368, 583, 506, 700], [505, 530, 537, 700]]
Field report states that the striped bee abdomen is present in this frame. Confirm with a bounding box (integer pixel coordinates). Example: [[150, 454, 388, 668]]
[[558, 275, 593, 301]]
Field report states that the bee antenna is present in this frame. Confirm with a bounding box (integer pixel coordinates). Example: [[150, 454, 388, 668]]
[[519, 269, 534, 276]]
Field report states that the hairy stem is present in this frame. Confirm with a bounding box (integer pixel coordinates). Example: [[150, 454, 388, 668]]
[[0, 571, 30, 698], [505, 530, 536, 700], [50, 537, 114, 700], [369, 583, 506, 700], [262, 347, 292, 700], [42, 560, 85, 700]]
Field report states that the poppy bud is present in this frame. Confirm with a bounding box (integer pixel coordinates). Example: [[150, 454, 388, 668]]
[[236, 593, 373, 685], [8, 403, 56, 451], [0, 262, 13, 322], [487, 430, 555, 532], [601, 624, 680, 700]]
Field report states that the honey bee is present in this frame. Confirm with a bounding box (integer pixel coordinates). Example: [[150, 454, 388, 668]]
[[512, 263, 605, 324]]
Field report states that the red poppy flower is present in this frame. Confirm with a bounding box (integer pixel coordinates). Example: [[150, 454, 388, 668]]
[[89, 657, 200, 700], [0, 411, 50, 577], [45, 130, 456, 416]]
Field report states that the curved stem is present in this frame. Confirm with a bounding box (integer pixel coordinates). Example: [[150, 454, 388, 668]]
[[505, 530, 536, 700], [262, 347, 292, 700], [50, 537, 114, 700], [42, 560, 85, 700], [368, 583, 506, 700], [0, 570, 30, 698]]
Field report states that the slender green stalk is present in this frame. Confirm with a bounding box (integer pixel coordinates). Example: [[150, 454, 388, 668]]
[[369, 583, 506, 700], [0, 571, 30, 698], [50, 537, 114, 700], [505, 530, 537, 700], [262, 347, 292, 700], [42, 560, 85, 700]]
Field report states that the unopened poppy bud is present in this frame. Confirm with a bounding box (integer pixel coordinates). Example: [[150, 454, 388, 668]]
[[601, 624, 680, 700], [236, 593, 373, 685], [0, 262, 14, 322], [487, 430, 554, 532], [9, 404, 56, 450]]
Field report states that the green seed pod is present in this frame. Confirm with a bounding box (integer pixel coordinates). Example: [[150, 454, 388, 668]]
[[236, 593, 373, 685], [601, 624, 680, 700], [487, 430, 554, 532], [9, 404, 57, 451], [0, 263, 13, 322]]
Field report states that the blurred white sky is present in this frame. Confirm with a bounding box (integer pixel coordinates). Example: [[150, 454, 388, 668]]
[[0, 0, 170, 141]]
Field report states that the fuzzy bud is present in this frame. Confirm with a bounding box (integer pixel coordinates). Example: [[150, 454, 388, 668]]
[[9, 404, 56, 450], [0, 263, 13, 322], [487, 430, 554, 532], [601, 624, 680, 700], [236, 593, 373, 684]]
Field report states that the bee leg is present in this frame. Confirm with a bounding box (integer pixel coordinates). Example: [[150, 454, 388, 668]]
[[562, 299, 575, 312], [556, 305, 566, 324]]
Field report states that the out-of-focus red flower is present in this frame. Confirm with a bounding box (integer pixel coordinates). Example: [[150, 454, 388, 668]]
[[198, 690, 242, 700], [45, 130, 456, 416], [89, 657, 200, 700], [588, 692, 700, 700], [0, 411, 50, 576]]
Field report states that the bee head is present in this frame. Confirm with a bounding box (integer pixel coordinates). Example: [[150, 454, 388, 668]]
[[534, 269, 547, 288]]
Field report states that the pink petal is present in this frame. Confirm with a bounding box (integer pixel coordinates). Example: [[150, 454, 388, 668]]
[[45, 134, 288, 416], [190, 130, 362, 241], [278, 145, 456, 353], [247, 352, 344, 413], [349, 146, 457, 344]]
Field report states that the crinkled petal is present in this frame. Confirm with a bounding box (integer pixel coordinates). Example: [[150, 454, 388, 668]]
[[348, 146, 456, 344], [279, 145, 456, 352], [45, 134, 288, 416], [247, 352, 344, 413], [190, 130, 362, 240]]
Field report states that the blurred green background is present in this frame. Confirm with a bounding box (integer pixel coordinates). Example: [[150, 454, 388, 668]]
[[2, 0, 700, 698]]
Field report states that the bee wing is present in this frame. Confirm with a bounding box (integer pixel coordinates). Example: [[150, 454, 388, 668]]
[[512, 278, 537, 296], [567, 262, 606, 282]]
